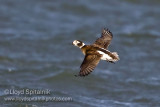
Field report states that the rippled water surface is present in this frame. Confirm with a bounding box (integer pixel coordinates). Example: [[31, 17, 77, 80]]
[[0, 0, 160, 107]]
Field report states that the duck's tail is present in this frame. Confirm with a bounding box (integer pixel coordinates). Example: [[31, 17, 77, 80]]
[[106, 52, 119, 63], [112, 52, 120, 61]]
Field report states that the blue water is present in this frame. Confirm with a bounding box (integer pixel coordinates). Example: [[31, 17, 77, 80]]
[[0, 0, 160, 107]]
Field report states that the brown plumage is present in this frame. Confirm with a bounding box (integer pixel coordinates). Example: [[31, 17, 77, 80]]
[[93, 28, 113, 49], [78, 50, 101, 76], [73, 28, 119, 77]]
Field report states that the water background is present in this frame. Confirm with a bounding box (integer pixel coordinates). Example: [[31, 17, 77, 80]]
[[0, 0, 160, 107]]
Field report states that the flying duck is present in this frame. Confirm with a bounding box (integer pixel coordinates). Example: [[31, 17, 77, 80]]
[[72, 28, 120, 77]]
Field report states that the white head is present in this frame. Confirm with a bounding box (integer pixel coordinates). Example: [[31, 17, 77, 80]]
[[72, 40, 85, 48]]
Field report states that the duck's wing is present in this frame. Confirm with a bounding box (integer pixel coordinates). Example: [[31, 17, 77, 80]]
[[93, 28, 113, 49], [76, 53, 101, 77]]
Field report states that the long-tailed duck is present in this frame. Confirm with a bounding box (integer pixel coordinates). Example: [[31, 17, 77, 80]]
[[72, 28, 120, 77]]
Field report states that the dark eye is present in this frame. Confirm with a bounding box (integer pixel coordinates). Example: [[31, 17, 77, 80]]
[[77, 42, 82, 47]]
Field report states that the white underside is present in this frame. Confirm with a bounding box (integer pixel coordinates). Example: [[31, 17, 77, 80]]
[[97, 51, 112, 60]]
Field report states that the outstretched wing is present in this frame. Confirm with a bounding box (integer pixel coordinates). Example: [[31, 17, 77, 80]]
[[77, 54, 101, 77], [93, 28, 113, 49]]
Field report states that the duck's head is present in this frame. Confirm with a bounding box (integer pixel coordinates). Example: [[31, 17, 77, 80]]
[[72, 40, 85, 48]]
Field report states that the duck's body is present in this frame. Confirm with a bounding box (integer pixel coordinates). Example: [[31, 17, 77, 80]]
[[72, 28, 120, 77], [81, 45, 119, 62]]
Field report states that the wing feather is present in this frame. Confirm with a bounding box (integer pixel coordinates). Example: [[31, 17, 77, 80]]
[[93, 28, 113, 49], [78, 54, 101, 76]]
